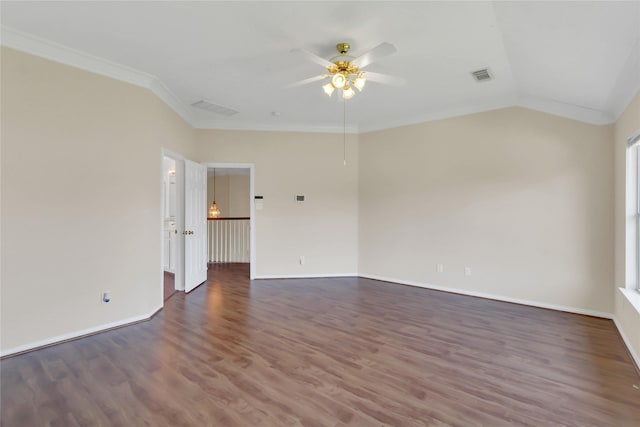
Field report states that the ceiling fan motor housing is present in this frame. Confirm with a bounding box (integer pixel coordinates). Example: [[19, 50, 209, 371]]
[[327, 61, 360, 77], [336, 42, 350, 55]]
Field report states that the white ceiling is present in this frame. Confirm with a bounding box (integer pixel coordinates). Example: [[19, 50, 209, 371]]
[[2, 1, 639, 133]]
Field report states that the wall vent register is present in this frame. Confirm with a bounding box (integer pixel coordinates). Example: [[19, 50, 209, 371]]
[[191, 100, 239, 116], [471, 68, 492, 82]]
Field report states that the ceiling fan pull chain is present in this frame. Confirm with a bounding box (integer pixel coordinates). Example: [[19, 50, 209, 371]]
[[343, 100, 347, 167]]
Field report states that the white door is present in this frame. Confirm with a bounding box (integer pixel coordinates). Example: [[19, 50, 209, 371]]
[[184, 160, 207, 292]]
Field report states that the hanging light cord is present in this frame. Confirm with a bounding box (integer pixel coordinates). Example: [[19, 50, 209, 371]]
[[343, 100, 347, 166]]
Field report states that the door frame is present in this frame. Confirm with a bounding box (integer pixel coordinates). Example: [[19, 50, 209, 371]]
[[202, 162, 256, 280], [161, 149, 186, 295]]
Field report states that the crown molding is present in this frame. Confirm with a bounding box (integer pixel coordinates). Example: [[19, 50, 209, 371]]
[[358, 92, 623, 134], [193, 119, 359, 134], [147, 78, 197, 127], [358, 97, 518, 134], [2, 25, 631, 134], [1, 26, 154, 88], [517, 96, 616, 125], [608, 38, 640, 121], [1, 26, 197, 127], [0, 26, 351, 133]]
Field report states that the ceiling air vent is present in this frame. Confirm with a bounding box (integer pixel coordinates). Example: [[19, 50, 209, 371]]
[[471, 68, 492, 82], [191, 100, 239, 116]]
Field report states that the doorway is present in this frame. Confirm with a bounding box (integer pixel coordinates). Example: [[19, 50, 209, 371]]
[[160, 158, 255, 303], [204, 163, 256, 280], [162, 155, 179, 300], [161, 150, 196, 301]]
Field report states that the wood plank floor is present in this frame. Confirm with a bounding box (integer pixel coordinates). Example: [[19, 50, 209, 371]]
[[164, 271, 176, 301], [2, 263, 639, 426]]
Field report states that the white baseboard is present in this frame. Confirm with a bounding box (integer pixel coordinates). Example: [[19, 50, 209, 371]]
[[5, 276, 633, 371], [613, 316, 640, 371], [0, 305, 162, 358], [360, 273, 614, 319], [255, 273, 359, 280], [365, 273, 640, 370]]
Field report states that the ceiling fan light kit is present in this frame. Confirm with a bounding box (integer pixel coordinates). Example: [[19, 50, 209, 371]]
[[291, 40, 399, 165], [322, 83, 335, 96], [291, 41, 398, 100], [322, 43, 368, 100], [342, 85, 355, 100], [353, 76, 366, 91]]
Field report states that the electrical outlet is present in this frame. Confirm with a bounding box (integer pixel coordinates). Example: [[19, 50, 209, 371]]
[[464, 267, 471, 276], [437, 263, 444, 273], [300, 256, 305, 265]]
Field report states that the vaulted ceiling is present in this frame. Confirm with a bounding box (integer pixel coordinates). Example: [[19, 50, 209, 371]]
[[2, 1, 639, 133]]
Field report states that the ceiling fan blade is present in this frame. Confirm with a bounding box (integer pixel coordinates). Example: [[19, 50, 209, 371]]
[[286, 75, 328, 88], [352, 42, 397, 69], [291, 48, 334, 68], [364, 72, 405, 87]]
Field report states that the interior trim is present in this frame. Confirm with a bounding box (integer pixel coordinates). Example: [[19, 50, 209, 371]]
[[613, 316, 640, 374], [360, 273, 614, 319], [2, 25, 631, 134], [1, 26, 195, 127], [0, 305, 163, 359], [255, 273, 359, 280]]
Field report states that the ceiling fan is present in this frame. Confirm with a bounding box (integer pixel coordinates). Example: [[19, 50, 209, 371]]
[[290, 41, 402, 100]]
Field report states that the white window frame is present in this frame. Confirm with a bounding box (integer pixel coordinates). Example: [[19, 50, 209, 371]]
[[630, 130, 640, 293], [637, 146, 640, 292]]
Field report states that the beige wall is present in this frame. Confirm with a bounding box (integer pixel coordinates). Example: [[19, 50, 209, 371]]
[[196, 130, 359, 277], [0, 48, 196, 353], [3, 46, 635, 360], [229, 175, 250, 217], [613, 90, 640, 362], [359, 107, 614, 314], [207, 174, 250, 217]]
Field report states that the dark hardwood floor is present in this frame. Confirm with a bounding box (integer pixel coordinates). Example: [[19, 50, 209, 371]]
[[2, 263, 639, 426], [163, 271, 176, 301]]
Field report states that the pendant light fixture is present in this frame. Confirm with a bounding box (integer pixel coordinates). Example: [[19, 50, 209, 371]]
[[208, 168, 221, 218]]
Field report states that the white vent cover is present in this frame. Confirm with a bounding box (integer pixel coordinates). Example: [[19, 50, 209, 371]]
[[191, 100, 239, 116], [471, 68, 492, 82]]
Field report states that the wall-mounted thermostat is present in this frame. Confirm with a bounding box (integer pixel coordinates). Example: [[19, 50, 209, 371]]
[[254, 195, 264, 210]]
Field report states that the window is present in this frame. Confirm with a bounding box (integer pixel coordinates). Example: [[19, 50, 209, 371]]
[[637, 146, 640, 291], [630, 131, 640, 291]]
